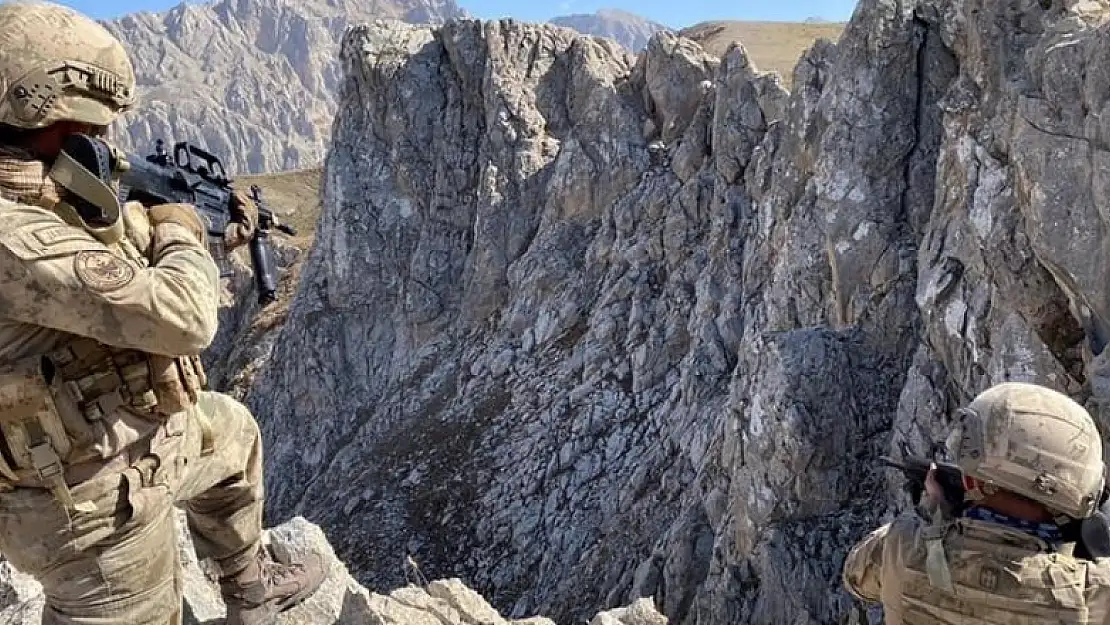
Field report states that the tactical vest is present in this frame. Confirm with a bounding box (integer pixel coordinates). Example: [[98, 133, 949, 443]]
[[0, 339, 208, 507], [892, 519, 1089, 623], [0, 193, 211, 511]]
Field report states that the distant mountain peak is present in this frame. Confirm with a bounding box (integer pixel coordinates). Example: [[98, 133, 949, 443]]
[[105, 0, 467, 174], [549, 7, 669, 52]]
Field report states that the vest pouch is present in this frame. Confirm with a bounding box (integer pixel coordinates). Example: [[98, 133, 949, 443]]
[[147, 356, 195, 417], [51, 339, 171, 424], [46, 338, 207, 423], [0, 356, 79, 473]]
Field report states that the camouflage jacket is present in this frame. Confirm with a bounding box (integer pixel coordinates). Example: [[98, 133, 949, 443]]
[[0, 195, 218, 472], [843, 512, 1110, 624]]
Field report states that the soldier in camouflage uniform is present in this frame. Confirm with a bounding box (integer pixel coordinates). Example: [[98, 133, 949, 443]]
[[0, 2, 326, 623], [843, 381, 1110, 623]]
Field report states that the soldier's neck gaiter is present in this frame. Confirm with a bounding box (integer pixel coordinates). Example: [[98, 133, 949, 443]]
[[964, 505, 1064, 544], [0, 145, 64, 208]]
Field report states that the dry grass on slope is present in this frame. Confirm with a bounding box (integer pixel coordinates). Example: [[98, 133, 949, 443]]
[[680, 21, 846, 86], [236, 167, 324, 245]]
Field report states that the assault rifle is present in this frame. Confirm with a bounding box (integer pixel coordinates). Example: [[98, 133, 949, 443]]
[[117, 139, 295, 305], [882, 440, 1110, 560], [881, 442, 966, 517]]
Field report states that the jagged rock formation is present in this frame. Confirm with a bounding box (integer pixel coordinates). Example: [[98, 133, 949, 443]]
[[0, 515, 665, 625], [104, 0, 468, 174], [242, 0, 1110, 624], [100, 0, 841, 178], [202, 237, 305, 398], [549, 9, 669, 52], [103, 0, 680, 174]]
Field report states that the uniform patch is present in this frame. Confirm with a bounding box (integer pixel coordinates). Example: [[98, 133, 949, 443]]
[[978, 567, 999, 591], [33, 225, 90, 248], [73, 250, 135, 291]]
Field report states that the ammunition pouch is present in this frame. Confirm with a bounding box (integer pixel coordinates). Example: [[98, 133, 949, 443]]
[[0, 337, 207, 510], [43, 337, 207, 423]]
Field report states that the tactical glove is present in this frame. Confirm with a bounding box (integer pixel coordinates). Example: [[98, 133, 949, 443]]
[[148, 203, 207, 245], [224, 189, 258, 251], [122, 200, 154, 257]]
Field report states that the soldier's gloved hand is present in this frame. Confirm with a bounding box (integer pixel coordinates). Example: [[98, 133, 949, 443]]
[[148, 203, 207, 245], [919, 464, 955, 520], [924, 464, 942, 505], [225, 189, 258, 251], [122, 200, 153, 257]]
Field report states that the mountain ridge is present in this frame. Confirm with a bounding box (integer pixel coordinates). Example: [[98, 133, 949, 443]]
[[104, 0, 840, 174], [105, 0, 469, 174]]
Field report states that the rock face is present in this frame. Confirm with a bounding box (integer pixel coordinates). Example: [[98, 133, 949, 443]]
[[202, 238, 306, 399], [103, 0, 674, 175], [104, 0, 468, 174], [549, 9, 670, 52], [0, 515, 665, 625], [245, 0, 1110, 624]]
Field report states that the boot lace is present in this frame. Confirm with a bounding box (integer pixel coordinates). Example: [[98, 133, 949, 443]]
[[260, 552, 309, 592]]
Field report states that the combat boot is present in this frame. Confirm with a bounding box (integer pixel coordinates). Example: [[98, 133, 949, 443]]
[[219, 545, 327, 625]]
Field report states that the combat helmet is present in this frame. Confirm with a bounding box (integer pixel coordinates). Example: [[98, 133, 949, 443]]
[[946, 382, 1105, 520], [0, 1, 135, 129]]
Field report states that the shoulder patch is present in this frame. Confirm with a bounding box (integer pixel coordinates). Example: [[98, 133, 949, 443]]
[[74, 251, 136, 292], [0, 206, 100, 261], [33, 225, 90, 248]]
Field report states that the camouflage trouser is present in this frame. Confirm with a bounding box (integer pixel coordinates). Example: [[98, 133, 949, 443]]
[[0, 391, 264, 625]]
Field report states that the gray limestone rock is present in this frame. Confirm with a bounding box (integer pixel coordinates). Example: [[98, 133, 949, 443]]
[[104, 0, 468, 174], [244, 0, 1110, 623], [0, 561, 43, 624], [103, 0, 675, 175]]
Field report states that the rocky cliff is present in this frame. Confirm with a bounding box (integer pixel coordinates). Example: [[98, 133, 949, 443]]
[[104, 0, 468, 174], [239, 0, 1110, 624], [549, 9, 669, 52], [0, 514, 667, 625], [103, 0, 679, 175]]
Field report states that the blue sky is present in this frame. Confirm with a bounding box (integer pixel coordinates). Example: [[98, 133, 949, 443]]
[[50, 0, 859, 28]]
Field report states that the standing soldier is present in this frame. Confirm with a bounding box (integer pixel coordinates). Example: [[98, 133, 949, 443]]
[[0, 2, 326, 623], [843, 382, 1110, 622]]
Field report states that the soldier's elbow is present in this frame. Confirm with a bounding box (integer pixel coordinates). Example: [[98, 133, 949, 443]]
[[192, 322, 218, 354], [161, 328, 214, 356], [159, 307, 218, 355], [189, 308, 219, 352]]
